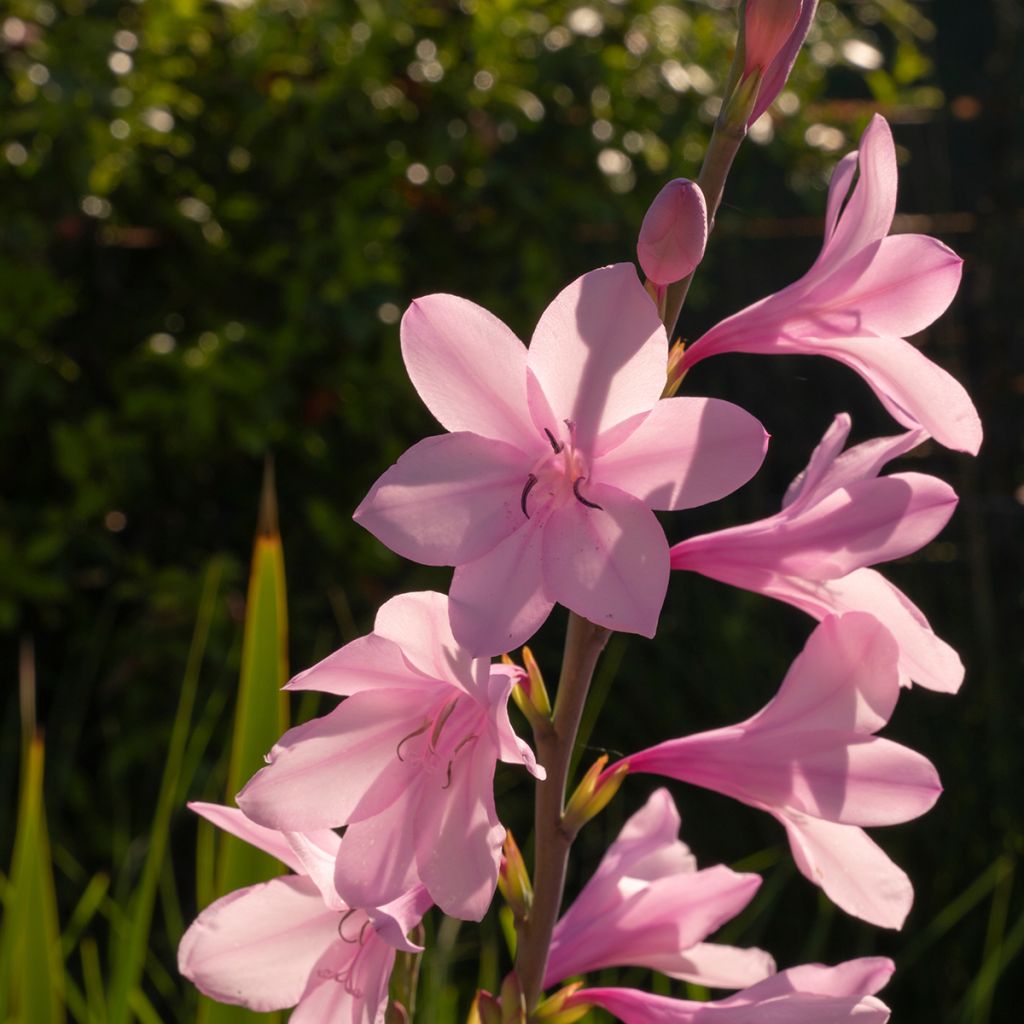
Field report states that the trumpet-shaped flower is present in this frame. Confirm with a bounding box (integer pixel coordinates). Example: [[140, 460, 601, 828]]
[[743, 2, 818, 125], [565, 958, 894, 1023], [178, 802, 431, 1023], [680, 115, 981, 454], [237, 591, 543, 921], [671, 413, 963, 693], [354, 263, 769, 656], [621, 613, 942, 928], [545, 788, 774, 990]]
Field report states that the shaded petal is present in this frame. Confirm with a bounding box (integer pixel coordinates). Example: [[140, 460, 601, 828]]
[[369, 885, 433, 954], [810, 334, 982, 454], [291, 935, 395, 1024], [823, 152, 859, 243], [188, 802, 305, 875], [781, 413, 852, 512], [400, 293, 536, 449], [484, 668, 545, 779], [729, 958, 894, 1002], [527, 264, 668, 451], [354, 432, 529, 566], [450, 518, 553, 657], [285, 831, 345, 910], [596, 397, 768, 511], [778, 810, 913, 929], [542, 483, 669, 638], [178, 876, 338, 1012], [668, 943, 776, 989], [237, 690, 422, 832], [286, 633, 432, 697], [416, 737, 505, 920]]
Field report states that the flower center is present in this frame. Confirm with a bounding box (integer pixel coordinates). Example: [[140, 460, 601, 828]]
[[395, 695, 481, 790], [520, 420, 603, 519]]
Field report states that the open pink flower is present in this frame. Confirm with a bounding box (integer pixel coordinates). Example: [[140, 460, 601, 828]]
[[680, 115, 981, 454], [545, 788, 774, 990], [621, 613, 942, 928], [671, 413, 963, 693], [354, 263, 769, 656], [565, 958, 893, 1023], [178, 802, 430, 1023], [743, 2, 818, 125], [237, 591, 543, 921]]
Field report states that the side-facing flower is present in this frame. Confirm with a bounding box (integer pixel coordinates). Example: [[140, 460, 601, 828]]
[[545, 788, 774, 990], [237, 591, 543, 921], [564, 957, 894, 1023], [680, 115, 981, 454], [637, 179, 708, 287], [178, 802, 430, 1023], [354, 263, 769, 656], [671, 413, 963, 693], [741, 1, 818, 125], [620, 613, 942, 928]]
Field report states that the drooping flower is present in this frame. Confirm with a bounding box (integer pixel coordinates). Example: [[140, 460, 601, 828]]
[[620, 613, 942, 928], [544, 788, 774, 990], [671, 413, 963, 693], [637, 179, 709, 286], [354, 263, 769, 656], [741, 2, 819, 126], [563, 957, 894, 1023], [237, 591, 543, 921], [178, 802, 431, 1023], [680, 115, 981, 454]]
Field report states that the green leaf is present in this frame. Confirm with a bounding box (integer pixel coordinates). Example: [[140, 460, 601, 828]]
[[0, 736, 66, 1024]]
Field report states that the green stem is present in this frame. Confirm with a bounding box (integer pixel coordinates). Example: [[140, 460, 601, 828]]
[[514, 613, 610, 1008]]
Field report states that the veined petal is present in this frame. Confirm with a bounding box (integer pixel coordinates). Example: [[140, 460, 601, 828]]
[[666, 942, 776, 989], [400, 293, 536, 449], [415, 737, 505, 920], [354, 432, 529, 566], [809, 334, 982, 454], [595, 397, 769, 511], [286, 633, 433, 697], [237, 690, 422, 832], [178, 876, 339, 1012], [527, 264, 668, 452], [542, 483, 670, 638], [777, 810, 913, 929], [450, 518, 553, 657], [188, 802, 305, 875]]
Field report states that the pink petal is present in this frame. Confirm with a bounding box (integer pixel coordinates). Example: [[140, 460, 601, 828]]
[[188, 802, 305, 875], [810, 334, 982, 454], [744, 0, 803, 78], [668, 943, 776, 989], [369, 885, 433, 953], [178, 876, 339, 1012], [449, 517, 553, 657], [353, 432, 530, 566], [778, 810, 913, 929], [286, 633, 432, 697], [485, 669, 546, 779], [637, 179, 709, 285], [400, 293, 536, 450], [781, 413, 852, 512], [291, 935, 395, 1024], [373, 590, 475, 691], [734, 958, 894, 1001], [749, 0, 819, 124], [527, 264, 668, 452], [542, 483, 669, 638], [237, 690, 422, 832], [284, 831, 345, 910], [823, 152, 859, 243], [595, 397, 769, 511]]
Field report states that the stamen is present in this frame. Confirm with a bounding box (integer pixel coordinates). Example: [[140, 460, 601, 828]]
[[544, 427, 563, 454], [521, 473, 538, 518], [338, 909, 362, 943], [573, 477, 603, 510], [441, 733, 478, 790], [358, 920, 371, 946], [396, 720, 430, 761], [430, 697, 459, 749]]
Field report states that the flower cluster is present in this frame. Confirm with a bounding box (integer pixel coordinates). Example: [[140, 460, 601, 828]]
[[179, 8, 977, 1022]]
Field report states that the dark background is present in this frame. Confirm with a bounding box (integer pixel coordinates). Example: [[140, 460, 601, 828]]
[[1, 0, 1021, 1020]]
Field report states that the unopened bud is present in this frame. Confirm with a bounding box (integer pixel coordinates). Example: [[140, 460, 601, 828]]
[[562, 756, 629, 835], [507, 647, 552, 727], [499, 973, 526, 1024], [497, 831, 533, 921], [637, 178, 708, 287], [470, 991, 503, 1024], [719, 66, 762, 132], [533, 982, 591, 1023], [385, 1003, 409, 1024], [664, 338, 688, 397]]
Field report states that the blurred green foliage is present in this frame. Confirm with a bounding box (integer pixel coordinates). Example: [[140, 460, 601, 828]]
[[0, 1, 1020, 1022]]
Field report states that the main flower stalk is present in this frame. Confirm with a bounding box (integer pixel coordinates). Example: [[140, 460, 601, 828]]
[[514, 612, 610, 1007]]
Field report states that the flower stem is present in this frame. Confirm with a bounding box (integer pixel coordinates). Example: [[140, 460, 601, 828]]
[[514, 612, 610, 1009]]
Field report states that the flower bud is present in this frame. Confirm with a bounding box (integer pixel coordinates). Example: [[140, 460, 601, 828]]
[[665, 338, 688, 397], [470, 992, 503, 1024], [500, 973, 526, 1024], [533, 982, 591, 1023], [562, 756, 629, 835], [637, 178, 708, 286], [497, 831, 533, 921], [505, 647, 552, 726]]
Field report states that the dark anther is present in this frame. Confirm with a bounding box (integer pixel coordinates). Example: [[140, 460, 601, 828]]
[[338, 909, 361, 942], [358, 920, 371, 946], [573, 477, 603, 510], [396, 720, 430, 762], [441, 760, 454, 790], [521, 474, 538, 518], [544, 428, 563, 454]]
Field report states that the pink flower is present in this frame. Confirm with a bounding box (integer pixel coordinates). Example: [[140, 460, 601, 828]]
[[637, 179, 708, 286], [565, 958, 894, 1023], [354, 263, 769, 656], [671, 413, 963, 693], [178, 802, 431, 1023], [621, 613, 942, 928], [236, 591, 543, 921], [544, 789, 774, 990], [681, 115, 981, 454], [744, 1, 818, 124]]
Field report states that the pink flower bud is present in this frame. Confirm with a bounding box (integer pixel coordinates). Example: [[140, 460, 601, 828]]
[[636, 178, 708, 286], [743, 0, 819, 124]]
